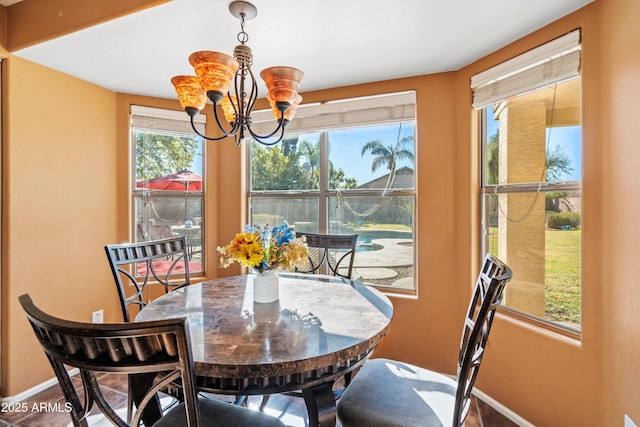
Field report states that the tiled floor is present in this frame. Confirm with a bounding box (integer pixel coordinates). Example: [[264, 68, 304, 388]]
[[0, 372, 520, 426]]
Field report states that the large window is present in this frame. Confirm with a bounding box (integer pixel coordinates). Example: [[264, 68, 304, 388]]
[[131, 106, 204, 274], [249, 92, 416, 291], [474, 31, 582, 332]]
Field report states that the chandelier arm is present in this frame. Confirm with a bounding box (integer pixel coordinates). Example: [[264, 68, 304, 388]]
[[233, 71, 247, 120], [231, 63, 258, 126], [246, 112, 287, 144], [188, 114, 234, 141], [226, 92, 239, 118], [245, 67, 259, 116], [211, 103, 240, 136], [250, 124, 286, 146]]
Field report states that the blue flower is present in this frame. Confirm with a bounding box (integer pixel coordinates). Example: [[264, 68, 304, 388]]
[[272, 222, 295, 245]]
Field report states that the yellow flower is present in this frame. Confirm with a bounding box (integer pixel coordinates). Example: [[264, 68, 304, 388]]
[[238, 239, 264, 268], [283, 238, 309, 269], [217, 223, 308, 272]]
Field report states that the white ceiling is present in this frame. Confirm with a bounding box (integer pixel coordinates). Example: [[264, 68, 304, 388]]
[[10, 0, 593, 100]]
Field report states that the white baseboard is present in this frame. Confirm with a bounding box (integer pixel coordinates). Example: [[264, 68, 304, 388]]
[[473, 387, 535, 427], [0, 369, 79, 404]]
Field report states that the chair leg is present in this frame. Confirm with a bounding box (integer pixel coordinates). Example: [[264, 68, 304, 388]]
[[344, 371, 352, 387], [127, 392, 134, 424], [127, 376, 135, 423], [259, 394, 271, 411]]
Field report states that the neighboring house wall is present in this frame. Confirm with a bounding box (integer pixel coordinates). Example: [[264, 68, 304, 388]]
[[357, 166, 414, 189], [545, 191, 582, 213]]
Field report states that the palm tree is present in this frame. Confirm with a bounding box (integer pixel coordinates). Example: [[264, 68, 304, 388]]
[[298, 139, 320, 189], [361, 135, 414, 187]]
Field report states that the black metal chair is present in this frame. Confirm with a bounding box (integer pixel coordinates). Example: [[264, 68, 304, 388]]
[[295, 232, 358, 279], [337, 254, 513, 427], [18, 294, 286, 427], [105, 236, 195, 418], [105, 236, 191, 323]]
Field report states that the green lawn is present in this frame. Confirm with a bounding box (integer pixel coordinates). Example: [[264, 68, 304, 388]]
[[545, 229, 581, 324], [489, 227, 581, 325]]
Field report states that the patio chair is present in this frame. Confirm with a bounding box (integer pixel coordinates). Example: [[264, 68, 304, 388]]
[[295, 232, 358, 279], [337, 253, 513, 427], [105, 236, 191, 323], [18, 294, 285, 427]]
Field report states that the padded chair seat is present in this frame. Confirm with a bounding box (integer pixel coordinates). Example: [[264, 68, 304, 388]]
[[156, 397, 286, 427], [337, 254, 512, 427], [337, 358, 456, 427]]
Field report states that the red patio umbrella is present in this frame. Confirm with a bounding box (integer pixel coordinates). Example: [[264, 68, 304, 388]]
[[136, 169, 202, 191]]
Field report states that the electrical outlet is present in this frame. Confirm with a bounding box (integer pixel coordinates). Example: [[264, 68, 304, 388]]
[[92, 310, 104, 323], [625, 415, 638, 427]]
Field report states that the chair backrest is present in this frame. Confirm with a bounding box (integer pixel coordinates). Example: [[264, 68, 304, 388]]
[[454, 254, 512, 427], [105, 236, 191, 322], [295, 233, 358, 279], [19, 294, 199, 427]]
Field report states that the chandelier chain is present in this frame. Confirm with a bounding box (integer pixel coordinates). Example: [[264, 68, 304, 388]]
[[238, 13, 249, 44]]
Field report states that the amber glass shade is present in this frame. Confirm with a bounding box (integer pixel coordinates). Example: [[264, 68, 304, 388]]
[[260, 66, 304, 104], [285, 94, 303, 121], [269, 93, 302, 121], [220, 95, 238, 123], [189, 51, 240, 97], [171, 76, 207, 111]]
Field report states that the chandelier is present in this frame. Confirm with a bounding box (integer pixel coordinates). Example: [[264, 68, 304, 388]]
[[171, 1, 303, 146]]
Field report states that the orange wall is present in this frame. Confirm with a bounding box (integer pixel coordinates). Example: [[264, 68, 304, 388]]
[[1, 0, 639, 425], [598, 0, 640, 423], [453, 7, 603, 426], [449, 1, 640, 424], [1, 56, 121, 395]]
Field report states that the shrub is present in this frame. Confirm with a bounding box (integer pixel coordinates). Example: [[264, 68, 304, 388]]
[[547, 211, 581, 229]]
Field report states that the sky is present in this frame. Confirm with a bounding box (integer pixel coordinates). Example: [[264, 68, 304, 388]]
[[327, 123, 415, 186], [486, 108, 582, 182]]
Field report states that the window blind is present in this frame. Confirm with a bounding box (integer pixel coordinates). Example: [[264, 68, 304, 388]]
[[471, 30, 581, 110], [249, 91, 416, 135], [131, 105, 205, 134]]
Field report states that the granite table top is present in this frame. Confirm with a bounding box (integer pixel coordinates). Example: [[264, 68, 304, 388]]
[[136, 272, 394, 395]]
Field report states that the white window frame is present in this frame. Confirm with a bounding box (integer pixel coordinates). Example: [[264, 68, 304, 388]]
[[248, 92, 417, 292], [473, 31, 582, 333], [130, 105, 206, 275]]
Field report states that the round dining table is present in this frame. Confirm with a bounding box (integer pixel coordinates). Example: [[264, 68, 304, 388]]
[[136, 272, 394, 427]]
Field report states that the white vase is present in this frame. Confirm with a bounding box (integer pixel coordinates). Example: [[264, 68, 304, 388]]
[[252, 270, 279, 303]]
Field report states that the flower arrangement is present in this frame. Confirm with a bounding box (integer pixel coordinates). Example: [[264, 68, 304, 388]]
[[217, 222, 309, 273]]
